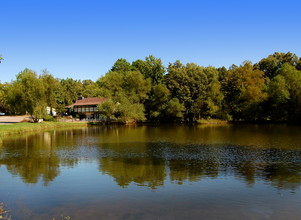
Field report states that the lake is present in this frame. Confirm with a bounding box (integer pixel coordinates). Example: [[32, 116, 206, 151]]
[[1, 124, 301, 220]]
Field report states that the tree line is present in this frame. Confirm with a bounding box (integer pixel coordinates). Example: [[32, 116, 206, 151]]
[[1, 52, 301, 123]]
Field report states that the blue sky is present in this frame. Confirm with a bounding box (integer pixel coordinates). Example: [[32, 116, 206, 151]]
[[1, 0, 301, 83]]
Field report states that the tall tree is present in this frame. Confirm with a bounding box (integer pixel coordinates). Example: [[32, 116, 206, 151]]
[[82, 79, 102, 97], [274, 64, 301, 123], [218, 67, 232, 119], [0, 82, 10, 112], [40, 70, 63, 115], [146, 84, 184, 121], [255, 52, 299, 79], [97, 59, 151, 122], [166, 61, 223, 122], [224, 61, 267, 121], [266, 75, 290, 121], [201, 67, 224, 118], [132, 55, 166, 120], [166, 61, 202, 122], [6, 68, 46, 119], [132, 55, 165, 86], [110, 58, 133, 72], [60, 78, 83, 106]]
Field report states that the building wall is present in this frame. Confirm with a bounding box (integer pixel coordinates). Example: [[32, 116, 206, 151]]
[[73, 105, 98, 113]]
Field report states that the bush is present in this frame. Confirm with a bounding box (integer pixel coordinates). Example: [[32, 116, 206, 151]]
[[43, 115, 55, 121]]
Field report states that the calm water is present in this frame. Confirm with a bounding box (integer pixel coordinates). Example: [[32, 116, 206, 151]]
[[1, 124, 301, 220]]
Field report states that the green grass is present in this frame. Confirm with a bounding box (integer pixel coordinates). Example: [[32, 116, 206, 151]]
[[0, 122, 88, 137], [197, 119, 229, 125]]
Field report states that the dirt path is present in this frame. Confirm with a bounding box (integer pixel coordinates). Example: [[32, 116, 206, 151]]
[[0, 115, 31, 124]]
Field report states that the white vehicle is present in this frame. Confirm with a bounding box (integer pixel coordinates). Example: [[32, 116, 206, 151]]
[[0, 112, 5, 116]]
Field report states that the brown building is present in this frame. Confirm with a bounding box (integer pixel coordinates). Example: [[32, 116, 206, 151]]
[[66, 97, 106, 119]]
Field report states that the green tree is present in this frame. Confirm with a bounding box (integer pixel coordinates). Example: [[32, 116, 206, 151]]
[[132, 55, 165, 85], [82, 79, 102, 97], [166, 61, 223, 122], [166, 61, 203, 122], [116, 96, 146, 123], [132, 56, 167, 120], [0, 82, 10, 112], [98, 97, 147, 123], [98, 70, 151, 103], [97, 99, 116, 120], [146, 84, 185, 121], [110, 58, 133, 72], [275, 64, 301, 123], [6, 68, 46, 120], [296, 58, 301, 70], [164, 98, 185, 120], [266, 75, 290, 121], [255, 52, 299, 79], [201, 67, 224, 118], [60, 78, 84, 105], [224, 61, 267, 121], [147, 84, 171, 120], [40, 70, 63, 115], [97, 59, 151, 123]]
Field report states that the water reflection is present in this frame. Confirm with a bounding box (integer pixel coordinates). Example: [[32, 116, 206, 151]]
[[0, 132, 60, 185], [100, 157, 166, 188], [98, 142, 301, 191], [0, 125, 301, 190]]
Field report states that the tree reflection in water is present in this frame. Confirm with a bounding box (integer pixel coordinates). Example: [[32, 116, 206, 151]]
[[0, 125, 301, 191], [97, 141, 301, 191], [0, 132, 60, 185]]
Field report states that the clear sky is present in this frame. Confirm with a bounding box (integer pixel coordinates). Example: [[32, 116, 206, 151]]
[[1, 0, 301, 83]]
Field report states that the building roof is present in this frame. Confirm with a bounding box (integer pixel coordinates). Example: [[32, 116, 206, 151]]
[[66, 97, 106, 108]]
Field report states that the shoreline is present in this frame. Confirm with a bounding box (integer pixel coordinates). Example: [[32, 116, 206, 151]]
[[1, 119, 299, 138], [0, 121, 89, 137]]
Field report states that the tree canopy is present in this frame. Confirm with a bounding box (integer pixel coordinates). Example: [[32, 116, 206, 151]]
[[2, 52, 301, 124]]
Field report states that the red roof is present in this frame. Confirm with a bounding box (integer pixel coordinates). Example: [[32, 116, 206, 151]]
[[66, 97, 106, 108]]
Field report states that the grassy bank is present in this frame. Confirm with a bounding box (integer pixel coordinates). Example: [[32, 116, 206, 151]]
[[0, 122, 88, 137], [197, 119, 229, 125]]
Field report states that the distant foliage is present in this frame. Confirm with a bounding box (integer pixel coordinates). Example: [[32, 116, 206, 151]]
[[6, 69, 46, 119], [165, 61, 223, 122], [97, 59, 151, 123], [2, 52, 301, 123], [223, 61, 267, 121]]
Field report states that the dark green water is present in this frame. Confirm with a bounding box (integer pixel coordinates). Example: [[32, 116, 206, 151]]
[[1, 124, 301, 220]]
